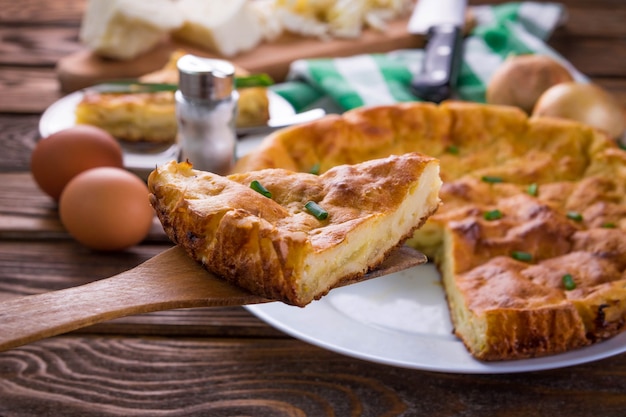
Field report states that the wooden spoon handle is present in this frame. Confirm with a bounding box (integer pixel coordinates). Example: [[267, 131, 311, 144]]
[[0, 246, 266, 352], [0, 245, 426, 352]]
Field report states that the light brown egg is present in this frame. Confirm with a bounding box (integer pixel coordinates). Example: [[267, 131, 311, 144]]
[[59, 167, 154, 251], [31, 125, 124, 200]]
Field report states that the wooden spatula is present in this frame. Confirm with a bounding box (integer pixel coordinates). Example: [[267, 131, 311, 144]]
[[0, 245, 426, 352]]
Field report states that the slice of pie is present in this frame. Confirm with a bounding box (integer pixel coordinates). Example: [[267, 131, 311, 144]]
[[74, 50, 270, 143], [148, 154, 442, 307], [75, 90, 178, 143], [233, 100, 626, 360]]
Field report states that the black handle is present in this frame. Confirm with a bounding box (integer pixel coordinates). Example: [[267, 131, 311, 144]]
[[411, 24, 464, 103]]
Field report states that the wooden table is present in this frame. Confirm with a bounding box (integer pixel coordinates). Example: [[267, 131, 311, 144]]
[[1, 1, 625, 415]]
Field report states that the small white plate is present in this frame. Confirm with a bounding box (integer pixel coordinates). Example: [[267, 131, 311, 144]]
[[246, 264, 626, 374], [39, 90, 295, 179]]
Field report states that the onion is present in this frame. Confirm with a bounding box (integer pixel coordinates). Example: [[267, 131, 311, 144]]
[[532, 82, 625, 140], [486, 54, 574, 114]]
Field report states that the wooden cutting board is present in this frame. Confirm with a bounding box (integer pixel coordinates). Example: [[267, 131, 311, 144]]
[[56, 17, 424, 93]]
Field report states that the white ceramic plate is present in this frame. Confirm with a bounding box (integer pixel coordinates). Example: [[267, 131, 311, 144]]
[[246, 264, 626, 374], [39, 90, 295, 178]]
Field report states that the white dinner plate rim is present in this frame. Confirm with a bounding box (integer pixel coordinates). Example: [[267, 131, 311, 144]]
[[245, 264, 626, 374]]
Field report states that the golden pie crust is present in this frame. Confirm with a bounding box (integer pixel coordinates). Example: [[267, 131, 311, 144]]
[[234, 101, 626, 360], [148, 154, 442, 307]]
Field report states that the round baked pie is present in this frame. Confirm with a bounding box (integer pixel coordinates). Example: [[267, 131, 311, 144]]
[[234, 101, 626, 361]]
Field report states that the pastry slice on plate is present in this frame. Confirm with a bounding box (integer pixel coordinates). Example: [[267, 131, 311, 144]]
[[74, 50, 270, 143], [148, 154, 442, 306], [75, 90, 178, 143]]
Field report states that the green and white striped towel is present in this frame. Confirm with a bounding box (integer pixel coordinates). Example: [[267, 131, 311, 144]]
[[271, 2, 586, 113]]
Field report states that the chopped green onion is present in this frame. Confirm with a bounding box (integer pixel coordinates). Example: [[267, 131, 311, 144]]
[[235, 73, 274, 88], [250, 180, 272, 198], [309, 163, 320, 175], [562, 273, 576, 290], [305, 201, 328, 220], [483, 209, 503, 221], [446, 145, 460, 155], [511, 251, 533, 262], [602, 222, 616, 229], [527, 183, 538, 196], [481, 175, 504, 184], [566, 211, 583, 222], [619, 141, 626, 151]]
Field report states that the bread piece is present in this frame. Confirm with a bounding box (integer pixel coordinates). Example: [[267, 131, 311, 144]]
[[233, 101, 626, 360], [148, 154, 442, 307]]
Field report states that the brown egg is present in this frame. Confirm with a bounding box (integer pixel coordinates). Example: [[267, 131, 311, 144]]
[[31, 125, 124, 200], [59, 167, 154, 251]]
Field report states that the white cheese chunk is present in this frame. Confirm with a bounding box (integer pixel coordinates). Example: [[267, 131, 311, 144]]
[[79, 0, 184, 60], [248, 0, 284, 42], [173, 0, 263, 57]]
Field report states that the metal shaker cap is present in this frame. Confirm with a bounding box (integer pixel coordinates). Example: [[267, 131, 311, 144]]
[[177, 54, 235, 101]]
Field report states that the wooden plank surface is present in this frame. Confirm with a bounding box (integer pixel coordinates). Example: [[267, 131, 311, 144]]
[[0, 0, 84, 23], [1, 336, 625, 416]]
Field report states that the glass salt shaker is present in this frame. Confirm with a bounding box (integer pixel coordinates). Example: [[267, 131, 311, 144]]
[[175, 54, 238, 174]]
